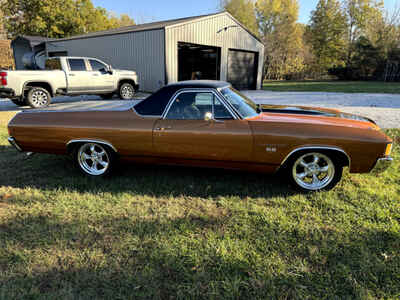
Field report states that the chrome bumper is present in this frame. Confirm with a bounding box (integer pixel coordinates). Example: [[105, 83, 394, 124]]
[[371, 157, 393, 174], [7, 137, 22, 152]]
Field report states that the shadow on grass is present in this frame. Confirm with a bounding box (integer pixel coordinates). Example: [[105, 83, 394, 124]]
[[0, 202, 399, 299], [0, 145, 296, 200]]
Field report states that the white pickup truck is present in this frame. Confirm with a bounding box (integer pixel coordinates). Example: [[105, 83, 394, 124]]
[[0, 56, 139, 108]]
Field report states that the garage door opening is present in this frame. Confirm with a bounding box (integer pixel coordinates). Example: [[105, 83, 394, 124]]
[[178, 42, 221, 81], [227, 49, 258, 90]]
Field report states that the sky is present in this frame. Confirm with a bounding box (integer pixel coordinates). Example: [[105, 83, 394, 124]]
[[93, 0, 399, 25]]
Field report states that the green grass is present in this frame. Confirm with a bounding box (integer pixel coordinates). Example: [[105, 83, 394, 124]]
[[263, 80, 400, 94], [0, 112, 399, 299]]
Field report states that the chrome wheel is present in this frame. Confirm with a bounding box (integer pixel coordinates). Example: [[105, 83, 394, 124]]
[[78, 143, 110, 176], [31, 90, 49, 107], [120, 83, 134, 99], [292, 152, 335, 191]]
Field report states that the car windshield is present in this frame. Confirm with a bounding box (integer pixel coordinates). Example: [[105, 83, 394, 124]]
[[220, 87, 259, 119]]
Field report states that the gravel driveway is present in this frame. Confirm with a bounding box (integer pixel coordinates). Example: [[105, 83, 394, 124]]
[[1, 90, 399, 128], [243, 91, 400, 129]]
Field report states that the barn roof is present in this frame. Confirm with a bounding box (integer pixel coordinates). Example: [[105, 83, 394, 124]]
[[48, 11, 262, 43]]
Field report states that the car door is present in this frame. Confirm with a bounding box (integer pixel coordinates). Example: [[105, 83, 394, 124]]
[[66, 58, 91, 93], [88, 59, 115, 92], [153, 89, 253, 162]]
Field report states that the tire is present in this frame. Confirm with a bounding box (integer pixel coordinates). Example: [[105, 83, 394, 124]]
[[74, 142, 115, 177], [285, 151, 343, 192], [26, 87, 51, 108], [100, 93, 114, 100], [11, 98, 27, 106], [118, 82, 135, 100]]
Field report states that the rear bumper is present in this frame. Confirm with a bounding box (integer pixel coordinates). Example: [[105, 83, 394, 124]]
[[371, 157, 393, 174], [0, 87, 16, 99], [8, 136, 23, 152]]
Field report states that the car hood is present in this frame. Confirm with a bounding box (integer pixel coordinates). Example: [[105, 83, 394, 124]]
[[250, 104, 380, 130]]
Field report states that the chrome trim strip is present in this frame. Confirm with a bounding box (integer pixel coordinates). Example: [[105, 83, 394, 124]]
[[280, 146, 351, 168], [161, 88, 238, 120], [8, 137, 22, 152], [66, 139, 118, 152]]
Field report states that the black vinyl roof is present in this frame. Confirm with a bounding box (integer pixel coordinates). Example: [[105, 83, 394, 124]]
[[134, 80, 232, 116], [166, 80, 231, 90]]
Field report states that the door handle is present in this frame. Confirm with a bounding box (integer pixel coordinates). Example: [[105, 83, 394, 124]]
[[92, 74, 99, 76], [69, 74, 75, 76], [155, 126, 172, 131]]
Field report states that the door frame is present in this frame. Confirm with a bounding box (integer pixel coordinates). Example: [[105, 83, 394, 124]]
[[177, 42, 222, 82]]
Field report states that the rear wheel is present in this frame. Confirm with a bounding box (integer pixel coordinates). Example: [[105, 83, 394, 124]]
[[26, 87, 51, 108], [119, 82, 135, 100], [74, 142, 114, 177], [286, 151, 342, 192]]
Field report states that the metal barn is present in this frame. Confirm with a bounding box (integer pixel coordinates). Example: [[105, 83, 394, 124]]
[[30, 12, 265, 92]]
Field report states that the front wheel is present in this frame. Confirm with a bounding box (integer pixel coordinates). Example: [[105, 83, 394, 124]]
[[118, 82, 136, 100], [287, 152, 342, 192], [74, 143, 115, 177], [26, 87, 51, 108]]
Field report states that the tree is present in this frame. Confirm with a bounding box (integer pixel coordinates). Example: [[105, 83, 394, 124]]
[[342, 0, 384, 63], [222, 0, 258, 35], [308, 0, 347, 72], [109, 13, 135, 28], [0, 1, 6, 39], [256, 0, 305, 79], [2, 0, 135, 38], [350, 36, 384, 79]]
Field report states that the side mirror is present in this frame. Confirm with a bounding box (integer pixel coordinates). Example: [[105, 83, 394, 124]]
[[204, 112, 213, 121]]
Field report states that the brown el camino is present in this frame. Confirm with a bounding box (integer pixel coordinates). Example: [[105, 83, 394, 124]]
[[7, 80, 393, 192]]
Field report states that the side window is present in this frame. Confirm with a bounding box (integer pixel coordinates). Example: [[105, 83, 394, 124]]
[[213, 97, 234, 120], [68, 59, 86, 71], [166, 92, 202, 120], [165, 91, 233, 120], [45, 58, 62, 70], [89, 59, 107, 71]]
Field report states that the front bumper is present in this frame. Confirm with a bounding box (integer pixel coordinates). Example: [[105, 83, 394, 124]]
[[8, 137, 23, 152], [371, 157, 393, 174], [0, 87, 16, 98]]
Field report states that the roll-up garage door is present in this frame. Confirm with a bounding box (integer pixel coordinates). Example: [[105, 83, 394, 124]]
[[227, 50, 258, 90]]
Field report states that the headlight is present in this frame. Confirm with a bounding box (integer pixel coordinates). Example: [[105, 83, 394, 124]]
[[385, 143, 393, 156]]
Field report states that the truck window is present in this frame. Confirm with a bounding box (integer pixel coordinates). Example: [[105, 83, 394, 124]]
[[45, 58, 62, 70], [68, 59, 86, 71], [89, 59, 107, 71]]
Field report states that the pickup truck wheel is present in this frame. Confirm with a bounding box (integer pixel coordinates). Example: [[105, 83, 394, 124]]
[[119, 83, 135, 100], [27, 87, 51, 108], [75, 143, 114, 177], [287, 151, 342, 192]]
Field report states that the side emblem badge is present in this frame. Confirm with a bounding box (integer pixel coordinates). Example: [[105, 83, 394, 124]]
[[266, 147, 277, 152]]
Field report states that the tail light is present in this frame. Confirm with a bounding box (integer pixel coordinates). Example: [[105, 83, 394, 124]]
[[0, 72, 7, 86]]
